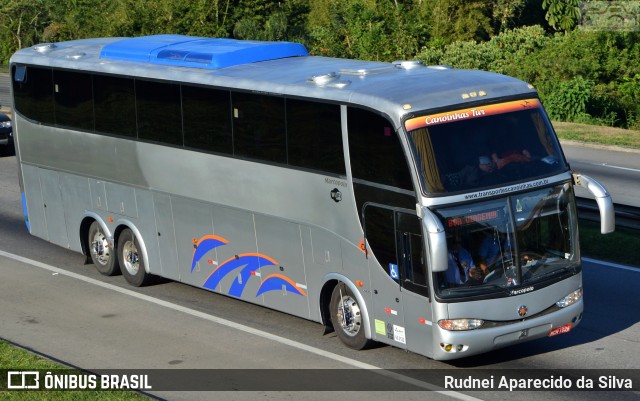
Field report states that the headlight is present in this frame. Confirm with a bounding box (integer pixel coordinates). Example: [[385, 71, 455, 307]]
[[438, 318, 484, 331], [0, 121, 11, 128], [556, 288, 583, 308]]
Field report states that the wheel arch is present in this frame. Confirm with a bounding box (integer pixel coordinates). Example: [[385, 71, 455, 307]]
[[114, 219, 150, 274], [79, 213, 112, 260], [320, 273, 372, 340]]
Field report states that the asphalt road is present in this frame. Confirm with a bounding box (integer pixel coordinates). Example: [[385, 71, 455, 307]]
[[562, 141, 640, 207], [0, 152, 639, 401]]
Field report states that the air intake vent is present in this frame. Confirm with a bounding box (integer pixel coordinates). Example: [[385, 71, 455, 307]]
[[99, 35, 309, 70], [33, 43, 57, 53], [307, 72, 351, 88], [393, 60, 424, 70]]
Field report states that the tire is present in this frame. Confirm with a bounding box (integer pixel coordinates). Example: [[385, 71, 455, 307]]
[[88, 221, 120, 276], [329, 283, 372, 350], [118, 228, 152, 287]]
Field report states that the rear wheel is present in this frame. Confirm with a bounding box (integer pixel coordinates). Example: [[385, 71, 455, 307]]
[[118, 228, 152, 287], [329, 283, 371, 350], [88, 221, 120, 276]]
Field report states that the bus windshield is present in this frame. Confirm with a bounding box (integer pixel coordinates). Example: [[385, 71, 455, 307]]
[[433, 184, 579, 299], [405, 99, 569, 195]]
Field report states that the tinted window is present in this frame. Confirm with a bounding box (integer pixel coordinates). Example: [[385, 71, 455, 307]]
[[94, 75, 136, 138], [287, 99, 345, 175], [348, 107, 413, 190], [182, 85, 232, 154], [12, 66, 55, 124], [232, 93, 286, 164], [364, 205, 396, 276], [136, 80, 182, 146], [53, 70, 93, 130], [408, 101, 568, 194]]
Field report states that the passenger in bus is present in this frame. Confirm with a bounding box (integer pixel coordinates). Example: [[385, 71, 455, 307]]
[[491, 149, 531, 170], [445, 235, 475, 285], [444, 155, 500, 190]]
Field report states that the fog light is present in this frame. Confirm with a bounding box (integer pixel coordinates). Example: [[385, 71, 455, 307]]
[[556, 288, 583, 308], [440, 343, 453, 352]]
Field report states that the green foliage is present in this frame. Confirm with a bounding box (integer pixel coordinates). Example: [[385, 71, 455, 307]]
[[543, 76, 593, 121], [417, 25, 640, 129], [542, 0, 581, 31], [0, 0, 638, 131]]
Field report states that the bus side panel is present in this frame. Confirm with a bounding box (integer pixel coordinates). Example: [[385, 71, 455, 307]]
[[300, 227, 324, 323], [367, 257, 407, 349], [89, 179, 107, 211], [402, 291, 434, 359], [255, 215, 310, 319], [133, 189, 162, 277], [209, 205, 259, 298], [172, 197, 216, 287], [106, 182, 138, 218], [59, 174, 92, 253], [21, 165, 47, 240], [38, 169, 69, 248], [153, 193, 180, 281]]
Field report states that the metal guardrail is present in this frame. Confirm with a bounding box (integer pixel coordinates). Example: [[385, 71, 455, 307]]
[[576, 197, 640, 230], [0, 72, 11, 108]]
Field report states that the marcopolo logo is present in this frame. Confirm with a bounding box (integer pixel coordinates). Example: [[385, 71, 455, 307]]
[[580, 1, 640, 31]]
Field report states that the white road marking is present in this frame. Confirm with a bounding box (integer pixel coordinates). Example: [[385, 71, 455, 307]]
[[0, 249, 481, 401], [593, 163, 640, 173]]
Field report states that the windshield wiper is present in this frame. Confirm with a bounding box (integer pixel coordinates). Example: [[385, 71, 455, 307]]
[[527, 265, 574, 282], [444, 284, 509, 295]]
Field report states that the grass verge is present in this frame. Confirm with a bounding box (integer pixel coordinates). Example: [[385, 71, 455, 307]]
[[0, 341, 148, 400], [579, 219, 640, 267], [553, 121, 640, 150]]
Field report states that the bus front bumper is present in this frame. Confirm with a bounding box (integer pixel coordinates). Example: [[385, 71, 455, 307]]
[[432, 299, 583, 361]]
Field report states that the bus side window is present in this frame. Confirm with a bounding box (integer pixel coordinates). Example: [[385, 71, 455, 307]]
[[396, 212, 429, 297], [232, 92, 286, 164], [136, 80, 182, 146], [287, 99, 345, 176], [53, 70, 93, 131], [182, 85, 233, 155], [347, 107, 413, 191], [364, 206, 396, 277], [12, 65, 55, 125], [94, 75, 136, 138]]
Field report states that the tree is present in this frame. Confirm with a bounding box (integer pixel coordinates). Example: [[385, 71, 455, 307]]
[[542, 0, 580, 31], [0, 0, 54, 62]]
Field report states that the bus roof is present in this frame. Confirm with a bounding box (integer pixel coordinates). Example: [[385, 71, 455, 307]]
[[98, 35, 309, 69], [10, 35, 536, 123]]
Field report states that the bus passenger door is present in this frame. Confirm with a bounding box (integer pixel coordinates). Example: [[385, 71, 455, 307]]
[[364, 205, 407, 349], [395, 211, 434, 359]]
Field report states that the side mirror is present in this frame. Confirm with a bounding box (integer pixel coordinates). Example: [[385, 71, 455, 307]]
[[420, 206, 448, 272], [572, 173, 615, 234]]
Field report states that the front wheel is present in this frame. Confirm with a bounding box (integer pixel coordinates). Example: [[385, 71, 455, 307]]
[[329, 283, 372, 350], [118, 228, 152, 287]]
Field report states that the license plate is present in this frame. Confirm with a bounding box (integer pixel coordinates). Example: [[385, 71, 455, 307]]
[[549, 323, 572, 337]]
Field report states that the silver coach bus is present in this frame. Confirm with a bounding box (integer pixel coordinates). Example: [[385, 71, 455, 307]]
[[9, 35, 614, 360]]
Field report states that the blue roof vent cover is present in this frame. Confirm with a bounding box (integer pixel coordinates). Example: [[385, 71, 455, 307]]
[[99, 34, 309, 69]]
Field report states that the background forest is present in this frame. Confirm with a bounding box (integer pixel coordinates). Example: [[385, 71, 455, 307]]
[[1, 0, 639, 129]]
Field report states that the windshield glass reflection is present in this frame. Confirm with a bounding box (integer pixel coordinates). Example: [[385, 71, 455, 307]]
[[433, 184, 579, 299]]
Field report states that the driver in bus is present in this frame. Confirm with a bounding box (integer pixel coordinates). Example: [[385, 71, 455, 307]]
[[445, 234, 475, 285], [477, 230, 512, 271]]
